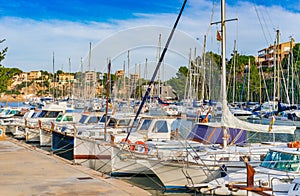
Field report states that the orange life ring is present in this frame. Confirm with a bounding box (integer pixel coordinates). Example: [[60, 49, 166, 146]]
[[121, 138, 131, 144], [131, 141, 149, 154], [121, 138, 135, 150], [287, 141, 300, 148]]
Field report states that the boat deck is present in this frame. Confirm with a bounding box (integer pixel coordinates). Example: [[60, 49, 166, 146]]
[[0, 137, 150, 195]]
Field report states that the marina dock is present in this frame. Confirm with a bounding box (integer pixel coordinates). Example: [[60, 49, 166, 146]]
[[0, 137, 151, 195]]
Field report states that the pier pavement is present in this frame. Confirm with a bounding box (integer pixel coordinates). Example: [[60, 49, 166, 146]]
[[0, 137, 151, 195]]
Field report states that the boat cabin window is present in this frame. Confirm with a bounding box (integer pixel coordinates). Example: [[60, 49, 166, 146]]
[[56, 114, 63, 122], [133, 119, 139, 126], [38, 110, 61, 118], [293, 183, 300, 191], [108, 119, 117, 127], [87, 116, 99, 124], [118, 119, 131, 126], [99, 115, 110, 123], [9, 110, 19, 115], [79, 115, 88, 123], [260, 150, 300, 172], [61, 126, 68, 132], [31, 112, 40, 118], [152, 120, 168, 133], [63, 116, 73, 122], [5, 110, 11, 115], [139, 119, 152, 131]]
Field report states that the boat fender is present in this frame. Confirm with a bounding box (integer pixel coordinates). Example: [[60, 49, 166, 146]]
[[132, 141, 149, 154]]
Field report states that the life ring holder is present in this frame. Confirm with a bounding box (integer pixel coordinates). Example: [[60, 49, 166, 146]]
[[131, 141, 149, 154]]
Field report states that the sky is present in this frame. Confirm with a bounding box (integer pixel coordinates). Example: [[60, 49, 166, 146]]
[[0, 0, 300, 80]]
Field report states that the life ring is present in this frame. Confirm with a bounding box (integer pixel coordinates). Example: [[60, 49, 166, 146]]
[[287, 141, 300, 148], [121, 138, 131, 144], [131, 141, 149, 154], [121, 138, 135, 150]]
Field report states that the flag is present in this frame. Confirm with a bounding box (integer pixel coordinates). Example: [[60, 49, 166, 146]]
[[268, 116, 275, 132], [216, 30, 222, 41]]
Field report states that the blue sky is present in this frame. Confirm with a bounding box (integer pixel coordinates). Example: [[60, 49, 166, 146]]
[[1, 0, 299, 22], [0, 0, 300, 79], [0, 0, 181, 22]]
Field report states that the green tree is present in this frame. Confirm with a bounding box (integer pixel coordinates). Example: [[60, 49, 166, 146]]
[[0, 67, 22, 93], [166, 66, 188, 100], [226, 54, 259, 102]]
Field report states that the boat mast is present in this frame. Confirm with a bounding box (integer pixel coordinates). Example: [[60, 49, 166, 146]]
[[211, 0, 237, 148], [68, 58, 71, 99], [52, 52, 55, 101], [156, 34, 162, 98], [232, 40, 237, 103], [276, 30, 280, 101], [220, 0, 227, 148], [201, 35, 207, 101], [247, 58, 250, 102], [80, 57, 84, 101], [290, 37, 294, 105], [87, 42, 92, 101], [104, 60, 111, 141], [123, 60, 126, 99], [127, 50, 130, 100]]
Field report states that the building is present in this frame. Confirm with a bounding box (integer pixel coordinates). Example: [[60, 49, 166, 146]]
[[85, 71, 97, 83], [142, 84, 177, 100], [257, 38, 295, 68], [27, 71, 41, 80], [58, 73, 75, 84]]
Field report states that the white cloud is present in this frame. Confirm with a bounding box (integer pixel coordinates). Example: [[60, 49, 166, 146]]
[[0, 0, 299, 81]]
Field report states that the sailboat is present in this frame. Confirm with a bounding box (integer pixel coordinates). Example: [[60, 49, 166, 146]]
[[110, 0, 297, 192]]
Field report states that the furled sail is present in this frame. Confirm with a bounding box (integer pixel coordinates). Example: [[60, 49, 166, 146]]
[[221, 100, 296, 134]]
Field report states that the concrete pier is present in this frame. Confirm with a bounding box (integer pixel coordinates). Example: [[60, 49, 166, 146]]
[[0, 137, 151, 195]]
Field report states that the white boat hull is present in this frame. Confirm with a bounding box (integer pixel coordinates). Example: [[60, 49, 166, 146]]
[[25, 128, 40, 143], [74, 136, 112, 173], [137, 158, 221, 190], [110, 146, 154, 176], [39, 129, 51, 147]]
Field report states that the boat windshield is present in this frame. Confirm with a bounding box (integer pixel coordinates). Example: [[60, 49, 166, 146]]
[[56, 114, 63, 122], [4, 110, 11, 115], [117, 119, 132, 126], [79, 115, 88, 124], [99, 115, 110, 123], [152, 120, 168, 133], [87, 116, 100, 123], [139, 119, 152, 131], [260, 150, 300, 172], [38, 110, 61, 118], [56, 114, 73, 122]]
